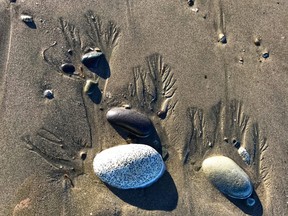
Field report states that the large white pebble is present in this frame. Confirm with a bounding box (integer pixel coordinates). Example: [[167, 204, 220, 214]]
[[93, 144, 165, 189], [202, 156, 253, 199]]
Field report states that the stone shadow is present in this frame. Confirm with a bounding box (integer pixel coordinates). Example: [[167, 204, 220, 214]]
[[107, 171, 178, 211]]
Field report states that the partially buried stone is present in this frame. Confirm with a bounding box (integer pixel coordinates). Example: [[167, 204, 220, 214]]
[[93, 144, 165, 189], [81, 50, 103, 70], [21, 14, 33, 23], [106, 107, 153, 137], [202, 155, 253, 199], [218, 33, 227, 44], [262, 52, 269, 59], [43, 90, 54, 99], [61, 63, 75, 74], [83, 79, 98, 95]]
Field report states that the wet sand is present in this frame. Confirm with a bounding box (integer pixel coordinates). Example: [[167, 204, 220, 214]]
[[0, 0, 288, 215]]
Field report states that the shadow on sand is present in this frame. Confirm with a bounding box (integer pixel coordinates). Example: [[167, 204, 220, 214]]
[[226, 190, 263, 216], [107, 171, 178, 211]]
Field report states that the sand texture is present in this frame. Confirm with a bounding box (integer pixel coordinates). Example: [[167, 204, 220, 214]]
[[0, 0, 288, 215]]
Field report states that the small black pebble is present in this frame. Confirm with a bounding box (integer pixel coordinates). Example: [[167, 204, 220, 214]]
[[262, 52, 269, 59], [80, 152, 87, 160], [187, 0, 194, 6], [61, 63, 75, 74], [68, 49, 73, 55]]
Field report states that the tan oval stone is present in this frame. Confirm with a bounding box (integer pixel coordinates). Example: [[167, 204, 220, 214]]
[[202, 155, 253, 199]]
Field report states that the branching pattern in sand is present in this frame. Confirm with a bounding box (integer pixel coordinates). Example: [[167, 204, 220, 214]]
[[128, 53, 177, 119], [183, 100, 269, 187]]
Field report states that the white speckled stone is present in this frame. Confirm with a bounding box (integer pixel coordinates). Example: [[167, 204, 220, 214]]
[[93, 144, 165, 189], [202, 156, 253, 199]]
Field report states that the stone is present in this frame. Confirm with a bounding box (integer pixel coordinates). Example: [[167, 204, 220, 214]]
[[43, 90, 54, 99], [106, 107, 153, 137], [21, 14, 33, 23], [81, 50, 103, 70], [60, 63, 75, 74], [218, 33, 227, 44], [83, 79, 98, 95], [202, 155, 253, 199], [93, 144, 165, 189]]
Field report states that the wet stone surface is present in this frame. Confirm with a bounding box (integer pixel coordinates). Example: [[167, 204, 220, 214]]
[[202, 155, 253, 199], [81, 50, 104, 70], [106, 107, 153, 137], [93, 144, 165, 189], [60, 63, 75, 74]]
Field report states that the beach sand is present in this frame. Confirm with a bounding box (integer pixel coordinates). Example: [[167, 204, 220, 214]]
[[0, 0, 287, 215]]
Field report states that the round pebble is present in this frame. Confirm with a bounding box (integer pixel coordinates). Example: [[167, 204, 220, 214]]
[[246, 197, 256, 206], [262, 52, 269, 59], [43, 90, 54, 99], [254, 37, 261, 46], [202, 155, 253, 199], [93, 144, 165, 189], [106, 107, 153, 137], [61, 63, 75, 74]]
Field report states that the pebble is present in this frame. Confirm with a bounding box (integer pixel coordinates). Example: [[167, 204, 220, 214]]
[[21, 14, 33, 23], [237, 147, 251, 165], [254, 37, 261, 46], [106, 107, 153, 137], [93, 144, 165, 189], [218, 33, 227, 44], [83, 79, 98, 95], [246, 197, 256, 206], [61, 63, 75, 74], [262, 52, 269, 59], [81, 50, 104, 70], [202, 155, 253, 199], [43, 90, 54, 99], [187, 0, 194, 6]]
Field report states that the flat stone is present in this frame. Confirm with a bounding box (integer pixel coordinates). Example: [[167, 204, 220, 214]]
[[202, 155, 253, 199], [81, 50, 103, 70], [106, 107, 153, 137], [93, 144, 165, 189]]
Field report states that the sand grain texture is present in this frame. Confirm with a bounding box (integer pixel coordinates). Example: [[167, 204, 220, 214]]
[[0, 0, 288, 215]]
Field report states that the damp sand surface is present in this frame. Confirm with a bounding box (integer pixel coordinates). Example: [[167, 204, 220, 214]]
[[0, 0, 288, 215]]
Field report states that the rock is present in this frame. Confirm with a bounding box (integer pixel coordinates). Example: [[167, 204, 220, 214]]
[[43, 90, 54, 99], [246, 197, 256, 206], [93, 144, 165, 189], [106, 107, 153, 137], [81, 50, 104, 70], [237, 147, 251, 165], [83, 79, 98, 95], [218, 33, 227, 44], [262, 52, 269, 59], [254, 37, 261, 46], [21, 14, 33, 23], [60, 63, 75, 74], [202, 155, 253, 199]]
